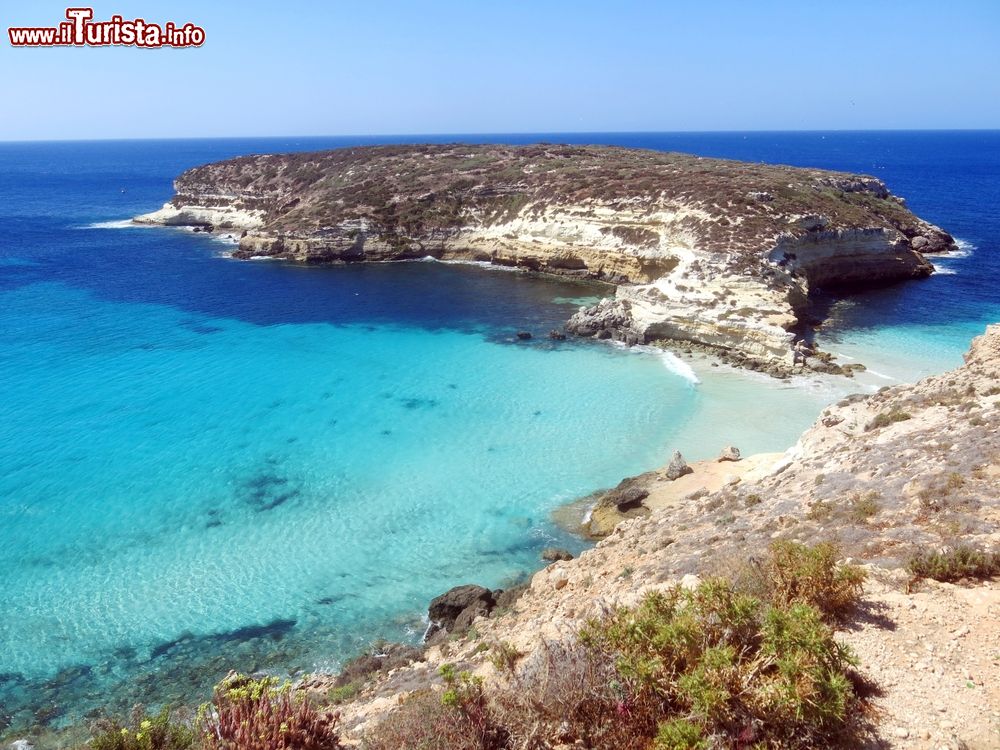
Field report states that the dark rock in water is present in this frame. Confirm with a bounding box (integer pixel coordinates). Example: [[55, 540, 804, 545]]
[[548, 329, 567, 341], [718, 445, 741, 462], [493, 583, 529, 612], [541, 547, 574, 562], [596, 329, 612, 340], [516, 331, 532, 340], [427, 584, 495, 636], [665, 451, 693, 480]]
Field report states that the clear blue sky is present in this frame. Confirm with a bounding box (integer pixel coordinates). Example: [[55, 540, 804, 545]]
[[1, 0, 998, 140]]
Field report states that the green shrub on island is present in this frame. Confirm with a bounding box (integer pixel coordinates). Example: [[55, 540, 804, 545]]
[[865, 408, 911, 431], [89, 707, 196, 750], [907, 545, 1000, 583], [738, 540, 866, 622], [363, 543, 869, 749], [579, 579, 859, 749]]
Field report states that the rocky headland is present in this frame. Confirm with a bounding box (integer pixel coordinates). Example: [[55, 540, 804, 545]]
[[135, 144, 957, 375], [298, 324, 1000, 748]]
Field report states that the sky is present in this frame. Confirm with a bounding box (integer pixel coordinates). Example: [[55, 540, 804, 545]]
[[1, 0, 998, 140]]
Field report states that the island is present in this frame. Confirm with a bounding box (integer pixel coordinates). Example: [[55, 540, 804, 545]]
[[135, 144, 957, 375]]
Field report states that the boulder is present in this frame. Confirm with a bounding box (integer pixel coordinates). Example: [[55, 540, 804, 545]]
[[595, 477, 650, 510], [516, 331, 532, 340], [493, 584, 528, 613], [452, 600, 491, 633], [611, 485, 648, 509], [565, 298, 634, 340], [428, 584, 495, 632], [541, 547, 573, 562], [548, 329, 567, 341], [665, 451, 693, 480], [718, 446, 741, 462]]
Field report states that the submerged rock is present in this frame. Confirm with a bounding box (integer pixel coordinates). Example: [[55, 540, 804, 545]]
[[516, 331, 532, 340]]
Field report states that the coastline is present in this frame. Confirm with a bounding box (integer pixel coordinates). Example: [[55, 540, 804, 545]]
[[3, 131, 997, 746], [312, 322, 1000, 748], [552, 450, 787, 539]]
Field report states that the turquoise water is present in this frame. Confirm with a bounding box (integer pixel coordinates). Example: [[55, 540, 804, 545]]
[[1, 133, 997, 739]]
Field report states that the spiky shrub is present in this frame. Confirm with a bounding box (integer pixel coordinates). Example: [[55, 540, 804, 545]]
[[89, 706, 197, 750], [745, 541, 866, 622], [865, 408, 911, 431], [200, 673, 340, 750], [363, 664, 509, 750], [580, 578, 862, 749], [907, 545, 1000, 582]]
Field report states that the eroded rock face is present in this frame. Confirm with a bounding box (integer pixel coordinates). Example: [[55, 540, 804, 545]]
[[135, 144, 957, 370]]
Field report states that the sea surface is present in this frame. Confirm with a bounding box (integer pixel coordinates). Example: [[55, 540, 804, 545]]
[[1, 131, 997, 739]]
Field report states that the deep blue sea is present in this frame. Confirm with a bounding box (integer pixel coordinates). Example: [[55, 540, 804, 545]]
[[1, 131, 997, 740]]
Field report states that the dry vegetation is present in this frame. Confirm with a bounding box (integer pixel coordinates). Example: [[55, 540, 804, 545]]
[[173, 144, 934, 255]]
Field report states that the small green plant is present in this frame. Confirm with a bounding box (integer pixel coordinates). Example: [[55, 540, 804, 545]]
[[90, 707, 196, 750], [807, 500, 833, 522], [946, 472, 966, 491], [745, 493, 762, 507], [849, 491, 880, 523], [489, 641, 523, 673], [327, 683, 359, 705], [654, 717, 708, 749], [866, 408, 911, 431], [907, 546, 1000, 582]]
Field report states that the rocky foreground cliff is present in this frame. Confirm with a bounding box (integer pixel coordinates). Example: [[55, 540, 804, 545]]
[[302, 325, 1000, 749], [135, 144, 957, 373]]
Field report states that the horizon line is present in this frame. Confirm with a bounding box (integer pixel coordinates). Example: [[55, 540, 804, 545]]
[[2, 127, 999, 145]]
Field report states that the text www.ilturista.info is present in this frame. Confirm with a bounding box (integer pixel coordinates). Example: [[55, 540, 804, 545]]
[[8, 7, 204, 48]]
